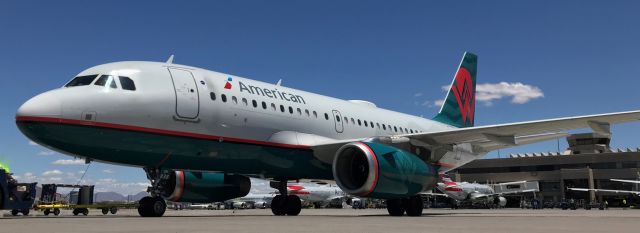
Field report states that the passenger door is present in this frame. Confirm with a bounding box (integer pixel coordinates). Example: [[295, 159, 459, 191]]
[[332, 110, 343, 133], [168, 68, 199, 119]]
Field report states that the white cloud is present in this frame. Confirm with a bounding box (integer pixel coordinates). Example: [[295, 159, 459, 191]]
[[52, 159, 85, 165], [438, 82, 544, 106], [103, 169, 113, 174], [420, 99, 444, 108], [42, 169, 63, 176], [38, 151, 56, 156], [413, 92, 423, 97]]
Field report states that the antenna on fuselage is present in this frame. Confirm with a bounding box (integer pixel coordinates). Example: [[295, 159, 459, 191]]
[[166, 55, 174, 64], [276, 79, 282, 86]]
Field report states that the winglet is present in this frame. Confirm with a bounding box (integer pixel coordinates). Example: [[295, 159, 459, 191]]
[[276, 79, 282, 86], [166, 55, 174, 64]]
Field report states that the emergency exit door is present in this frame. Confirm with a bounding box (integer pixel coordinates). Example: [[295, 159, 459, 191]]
[[332, 110, 343, 133], [168, 68, 200, 119]]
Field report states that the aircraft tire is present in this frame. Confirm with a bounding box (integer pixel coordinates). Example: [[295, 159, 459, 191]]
[[271, 195, 286, 216], [404, 196, 423, 217], [110, 207, 118, 214], [285, 195, 302, 216], [102, 208, 109, 215], [53, 208, 60, 216], [44, 209, 51, 216], [386, 199, 405, 216], [138, 196, 153, 217]]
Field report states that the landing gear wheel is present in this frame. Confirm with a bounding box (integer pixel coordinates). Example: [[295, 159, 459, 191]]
[[404, 196, 423, 217], [81, 208, 89, 216], [53, 208, 60, 216], [285, 195, 302, 216], [22, 209, 30, 216], [271, 195, 286, 216], [102, 208, 109, 215], [11, 209, 19, 216], [110, 207, 118, 214], [138, 196, 166, 217], [44, 209, 51, 216], [72, 209, 79, 216], [386, 199, 405, 216]]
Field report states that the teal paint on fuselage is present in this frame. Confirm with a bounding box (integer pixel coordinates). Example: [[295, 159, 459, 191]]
[[17, 121, 333, 180]]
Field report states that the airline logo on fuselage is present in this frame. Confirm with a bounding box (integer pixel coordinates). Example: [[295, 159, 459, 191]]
[[237, 81, 306, 104], [224, 77, 233, 89]]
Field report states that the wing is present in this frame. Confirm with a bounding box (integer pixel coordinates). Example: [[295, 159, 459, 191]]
[[568, 188, 640, 195], [311, 110, 640, 168], [611, 179, 640, 184], [408, 110, 640, 151], [494, 189, 538, 196]]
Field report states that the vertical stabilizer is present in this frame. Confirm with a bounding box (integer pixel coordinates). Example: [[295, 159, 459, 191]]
[[433, 52, 477, 128]]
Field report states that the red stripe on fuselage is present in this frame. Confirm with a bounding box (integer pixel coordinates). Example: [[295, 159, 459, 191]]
[[16, 116, 311, 150]]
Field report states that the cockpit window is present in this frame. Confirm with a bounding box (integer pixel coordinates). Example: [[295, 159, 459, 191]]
[[119, 76, 136, 91], [94, 75, 117, 88], [65, 75, 98, 87]]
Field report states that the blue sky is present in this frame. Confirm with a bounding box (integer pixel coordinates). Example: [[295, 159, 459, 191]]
[[1, 1, 640, 194]]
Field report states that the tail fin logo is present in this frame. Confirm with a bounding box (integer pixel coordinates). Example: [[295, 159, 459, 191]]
[[224, 77, 233, 89], [452, 67, 475, 126]]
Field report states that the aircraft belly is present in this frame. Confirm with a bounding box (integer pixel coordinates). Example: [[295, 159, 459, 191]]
[[16, 121, 333, 180]]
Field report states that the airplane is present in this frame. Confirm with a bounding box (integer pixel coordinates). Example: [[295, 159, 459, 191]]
[[568, 179, 640, 196], [287, 184, 347, 208], [434, 175, 536, 208], [16, 52, 640, 217], [230, 192, 275, 209]]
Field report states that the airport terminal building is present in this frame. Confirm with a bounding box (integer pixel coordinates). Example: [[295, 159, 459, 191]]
[[449, 133, 640, 206]]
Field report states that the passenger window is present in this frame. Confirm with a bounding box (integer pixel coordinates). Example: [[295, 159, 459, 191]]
[[232, 96, 238, 104], [313, 111, 318, 118], [65, 75, 98, 87], [242, 98, 248, 106], [210, 92, 216, 101], [221, 94, 227, 102], [305, 109, 310, 116], [351, 118, 355, 124], [262, 101, 267, 109], [324, 113, 329, 120], [280, 105, 285, 112], [358, 119, 361, 126], [344, 117, 348, 123], [271, 103, 277, 111], [364, 121, 368, 127], [252, 100, 258, 108], [297, 108, 302, 115], [383, 124, 386, 130], [289, 106, 294, 114], [394, 126, 397, 132], [376, 123, 380, 129], [370, 121, 374, 128], [94, 75, 117, 88], [119, 76, 136, 91]]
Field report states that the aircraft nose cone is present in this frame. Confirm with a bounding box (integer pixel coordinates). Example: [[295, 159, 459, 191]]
[[16, 92, 62, 118]]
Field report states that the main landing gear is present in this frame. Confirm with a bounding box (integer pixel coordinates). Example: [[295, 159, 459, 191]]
[[386, 195, 423, 217], [138, 168, 168, 217], [270, 180, 302, 216]]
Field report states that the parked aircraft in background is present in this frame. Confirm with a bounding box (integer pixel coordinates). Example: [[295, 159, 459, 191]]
[[231, 193, 275, 209], [287, 184, 347, 208], [17, 52, 640, 217], [434, 175, 536, 208]]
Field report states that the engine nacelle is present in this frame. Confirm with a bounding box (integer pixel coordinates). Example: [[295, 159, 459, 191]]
[[159, 170, 250, 203], [494, 196, 507, 207], [332, 142, 438, 199]]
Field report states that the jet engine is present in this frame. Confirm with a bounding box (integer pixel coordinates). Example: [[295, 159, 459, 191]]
[[158, 170, 250, 203], [494, 196, 507, 207], [332, 142, 438, 199]]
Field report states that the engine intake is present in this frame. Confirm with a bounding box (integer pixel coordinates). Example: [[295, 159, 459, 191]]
[[160, 170, 250, 203], [332, 142, 437, 199]]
